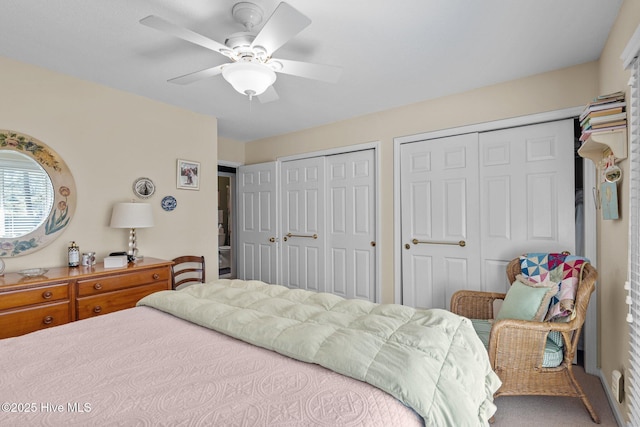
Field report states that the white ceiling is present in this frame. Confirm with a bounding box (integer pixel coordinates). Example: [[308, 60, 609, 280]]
[[0, 0, 623, 142]]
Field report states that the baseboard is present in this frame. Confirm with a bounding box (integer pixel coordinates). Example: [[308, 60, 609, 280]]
[[597, 369, 626, 426]]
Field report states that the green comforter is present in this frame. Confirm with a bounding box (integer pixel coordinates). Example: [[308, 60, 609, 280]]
[[138, 279, 501, 426]]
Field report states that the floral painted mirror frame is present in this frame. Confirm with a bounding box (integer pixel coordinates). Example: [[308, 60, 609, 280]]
[[0, 130, 76, 257]]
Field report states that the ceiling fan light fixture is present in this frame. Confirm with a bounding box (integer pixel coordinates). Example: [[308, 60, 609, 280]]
[[222, 62, 276, 97]]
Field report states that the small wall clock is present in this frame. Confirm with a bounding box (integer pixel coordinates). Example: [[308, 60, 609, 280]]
[[133, 177, 156, 199]]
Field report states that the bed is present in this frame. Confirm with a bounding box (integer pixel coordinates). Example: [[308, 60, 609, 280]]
[[1, 279, 501, 426]]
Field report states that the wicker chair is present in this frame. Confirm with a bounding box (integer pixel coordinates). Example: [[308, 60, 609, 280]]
[[450, 258, 599, 423]]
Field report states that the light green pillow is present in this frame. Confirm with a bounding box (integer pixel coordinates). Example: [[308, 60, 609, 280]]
[[496, 277, 558, 321]]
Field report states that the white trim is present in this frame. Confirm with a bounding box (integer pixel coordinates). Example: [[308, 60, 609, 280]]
[[395, 106, 584, 145], [598, 369, 626, 426], [374, 143, 382, 303], [393, 106, 585, 304], [277, 141, 379, 162], [622, 24, 640, 70], [278, 141, 382, 303], [583, 160, 599, 375], [393, 136, 403, 303], [218, 160, 243, 168]]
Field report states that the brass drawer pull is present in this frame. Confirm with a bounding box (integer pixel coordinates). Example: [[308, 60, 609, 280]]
[[94, 283, 103, 290], [412, 238, 466, 247], [93, 306, 102, 314], [43, 316, 54, 325], [153, 273, 160, 280], [42, 291, 53, 299], [283, 232, 318, 242]]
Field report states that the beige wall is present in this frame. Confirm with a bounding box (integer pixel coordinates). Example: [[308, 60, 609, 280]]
[[245, 62, 599, 303], [218, 136, 245, 165], [0, 56, 219, 279], [596, 0, 640, 420]]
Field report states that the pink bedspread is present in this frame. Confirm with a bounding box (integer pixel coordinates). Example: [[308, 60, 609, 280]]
[[1, 307, 423, 426]]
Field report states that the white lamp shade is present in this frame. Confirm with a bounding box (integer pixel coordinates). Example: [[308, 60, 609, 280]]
[[110, 202, 154, 228], [222, 62, 276, 96]]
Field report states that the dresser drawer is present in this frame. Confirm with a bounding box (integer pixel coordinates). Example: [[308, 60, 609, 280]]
[[76, 282, 168, 320], [77, 267, 170, 297], [0, 283, 69, 311], [0, 301, 71, 339]]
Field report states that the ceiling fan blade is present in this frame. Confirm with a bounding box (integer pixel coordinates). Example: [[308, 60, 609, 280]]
[[272, 59, 342, 83], [258, 85, 279, 103], [140, 15, 231, 57], [251, 2, 311, 55], [168, 64, 225, 85]]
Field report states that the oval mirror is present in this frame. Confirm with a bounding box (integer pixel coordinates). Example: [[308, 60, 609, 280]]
[[0, 130, 76, 257]]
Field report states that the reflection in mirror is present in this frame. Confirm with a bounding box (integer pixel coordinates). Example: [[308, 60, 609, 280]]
[[0, 151, 55, 238], [0, 130, 76, 257]]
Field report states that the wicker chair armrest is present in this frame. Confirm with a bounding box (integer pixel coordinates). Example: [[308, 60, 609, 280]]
[[450, 290, 506, 320], [488, 319, 576, 370]]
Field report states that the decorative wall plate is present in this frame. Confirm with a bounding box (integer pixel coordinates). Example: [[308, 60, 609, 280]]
[[161, 195, 177, 211], [133, 177, 156, 199]]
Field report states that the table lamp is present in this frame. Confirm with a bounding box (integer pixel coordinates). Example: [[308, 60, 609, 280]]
[[109, 202, 154, 261]]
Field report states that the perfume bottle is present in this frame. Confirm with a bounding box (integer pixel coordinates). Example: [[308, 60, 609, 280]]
[[68, 241, 80, 267]]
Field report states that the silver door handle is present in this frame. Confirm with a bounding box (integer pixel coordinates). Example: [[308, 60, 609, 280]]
[[412, 238, 466, 247]]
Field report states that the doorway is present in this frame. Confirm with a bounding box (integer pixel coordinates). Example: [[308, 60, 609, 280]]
[[218, 165, 236, 279]]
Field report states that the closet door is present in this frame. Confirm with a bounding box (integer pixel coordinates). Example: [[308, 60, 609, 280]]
[[479, 120, 575, 293], [237, 162, 279, 283], [326, 150, 376, 301], [400, 133, 481, 309], [281, 157, 326, 292]]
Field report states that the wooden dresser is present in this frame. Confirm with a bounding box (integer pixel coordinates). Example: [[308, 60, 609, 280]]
[[0, 257, 172, 339]]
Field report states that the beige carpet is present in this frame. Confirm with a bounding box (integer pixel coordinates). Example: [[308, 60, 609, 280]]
[[492, 366, 618, 426]]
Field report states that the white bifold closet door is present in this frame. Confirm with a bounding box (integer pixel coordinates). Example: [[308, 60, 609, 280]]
[[236, 162, 279, 284], [400, 133, 481, 310], [280, 156, 326, 292], [280, 149, 377, 301], [325, 150, 376, 301], [400, 119, 575, 309], [479, 120, 575, 293]]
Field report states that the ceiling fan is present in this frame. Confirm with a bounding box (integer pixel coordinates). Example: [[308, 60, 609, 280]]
[[140, 1, 342, 103]]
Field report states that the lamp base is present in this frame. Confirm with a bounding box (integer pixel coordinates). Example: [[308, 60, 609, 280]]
[[127, 228, 141, 263]]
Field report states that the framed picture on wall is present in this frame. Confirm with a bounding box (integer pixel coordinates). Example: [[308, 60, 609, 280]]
[[177, 159, 200, 190]]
